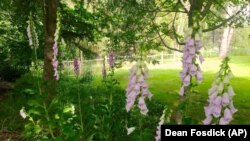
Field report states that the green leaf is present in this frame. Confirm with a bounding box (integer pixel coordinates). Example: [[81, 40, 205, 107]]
[[23, 89, 35, 95], [28, 109, 41, 115], [87, 133, 96, 141], [27, 100, 42, 107], [54, 114, 60, 119]]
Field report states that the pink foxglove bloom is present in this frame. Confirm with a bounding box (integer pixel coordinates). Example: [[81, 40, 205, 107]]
[[125, 61, 152, 115], [222, 93, 230, 106], [155, 108, 167, 141], [108, 51, 115, 68], [138, 97, 148, 115], [179, 38, 204, 96], [203, 116, 212, 125], [73, 58, 80, 75], [203, 57, 237, 125], [52, 42, 59, 80]]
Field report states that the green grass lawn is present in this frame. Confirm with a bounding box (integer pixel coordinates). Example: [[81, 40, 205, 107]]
[[114, 56, 250, 124]]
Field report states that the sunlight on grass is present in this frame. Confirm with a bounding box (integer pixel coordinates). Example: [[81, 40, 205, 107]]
[[114, 56, 250, 124]]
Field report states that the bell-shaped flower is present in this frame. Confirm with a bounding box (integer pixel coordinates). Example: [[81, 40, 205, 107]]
[[212, 105, 222, 118], [222, 93, 230, 106], [138, 97, 148, 115], [203, 116, 212, 125]]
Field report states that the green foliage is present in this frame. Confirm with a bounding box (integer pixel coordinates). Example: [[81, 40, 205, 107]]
[[2, 70, 165, 140]]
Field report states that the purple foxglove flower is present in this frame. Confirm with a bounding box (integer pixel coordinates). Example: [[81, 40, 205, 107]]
[[126, 85, 133, 93], [212, 96, 222, 106], [180, 38, 204, 96], [155, 109, 166, 141], [185, 56, 193, 64], [203, 116, 212, 125], [190, 65, 197, 76], [208, 86, 217, 95], [209, 91, 218, 101], [126, 99, 135, 112], [130, 75, 137, 85], [188, 47, 196, 55], [217, 82, 224, 93], [204, 106, 213, 117], [138, 97, 148, 115], [223, 108, 232, 121], [212, 105, 222, 118], [227, 86, 235, 96], [73, 58, 80, 75], [52, 60, 58, 68], [126, 62, 152, 115], [186, 39, 194, 47], [199, 54, 204, 64], [183, 75, 191, 86], [222, 93, 230, 106], [229, 102, 238, 114], [134, 83, 140, 92], [204, 57, 236, 125], [196, 70, 203, 82], [141, 82, 148, 88], [138, 76, 144, 83], [219, 118, 229, 125], [52, 42, 59, 80], [108, 51, 115, 68]]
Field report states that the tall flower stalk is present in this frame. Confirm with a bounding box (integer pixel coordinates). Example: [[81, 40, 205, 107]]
[[179, 38, 204, 96], [52, 12, 61, 80], [73, 57, 84, 133], [203, 57, 237, 125], [25, 15, 55, 138], [108, 51, 115, 70], [126, 60, 152, 115], [27, 15, 39, 68], [155, 107, 172, 141]]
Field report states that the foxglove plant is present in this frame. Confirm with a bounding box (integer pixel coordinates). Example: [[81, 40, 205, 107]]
[[52, 13, 61, 80], [203, 57, 237, 125], [73, 58, 80, 75], [179, 38, 204, 96], [27, 16, 39, 49], [108, 51, 115, 69], [155, 109, 166, 141], [155, 107, 172, 141], [126, 60, 152, 115]]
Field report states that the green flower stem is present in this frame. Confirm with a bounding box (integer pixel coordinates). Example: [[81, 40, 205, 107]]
[[77, 75, 84, 133], [43, 102, 55, 138], [139, 117, 143, 141]]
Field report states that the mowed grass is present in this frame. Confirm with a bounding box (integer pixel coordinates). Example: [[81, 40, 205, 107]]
[[114, 56, 250, 124]]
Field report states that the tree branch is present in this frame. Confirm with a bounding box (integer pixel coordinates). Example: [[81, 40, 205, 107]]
[[201, 1, 213, 19], [202, 9, 241, 32], [156, 30, 182, 52], [140, 8, 187, 13], [172, 12, 185, 45]]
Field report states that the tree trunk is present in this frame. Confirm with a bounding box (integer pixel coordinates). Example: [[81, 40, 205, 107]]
[[219, 5, 235, 58], [219, 27, 234, 58], [43, 0, 58, 97]]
